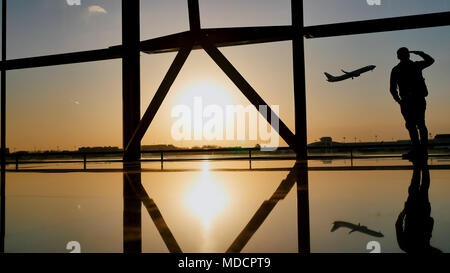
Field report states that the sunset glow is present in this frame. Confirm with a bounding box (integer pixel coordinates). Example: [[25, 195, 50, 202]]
[[185, 162, 228, 229]]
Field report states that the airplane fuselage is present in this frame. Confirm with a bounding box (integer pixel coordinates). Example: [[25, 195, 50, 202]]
[[325, 65, 376, 82], [331, 221, 384, 238]]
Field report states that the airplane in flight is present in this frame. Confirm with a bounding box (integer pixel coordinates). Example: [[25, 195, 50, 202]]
[[331, 221, 384, 238], [324, 65, 376, 82]]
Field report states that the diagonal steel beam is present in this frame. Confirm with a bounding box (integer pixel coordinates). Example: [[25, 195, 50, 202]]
[[138, 31, 193, 54], [202, 26, 292, 48], [139, 11, 450, 54], [125, 46, 192, 152], [139, 26, 293, 55], [3, 12, 449, 70], [226, 163, 300, 253], [303, 11, 450, 39], [201, 40, 297, 150], [1, 47, 122, 71], [125, 173, 182, 253]]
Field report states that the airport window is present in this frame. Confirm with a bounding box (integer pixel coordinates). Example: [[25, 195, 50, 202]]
[[1, 0, 450, 255], [304, 0, 450, 26], [6, 0, 121, 59], [141, 0, 190, 40], [6, 61, 122, 153], [305, 26, 450, 144], [199, 0, 291, 28]]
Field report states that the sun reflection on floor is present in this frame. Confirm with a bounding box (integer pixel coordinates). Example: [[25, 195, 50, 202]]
[[185, 161, 228, 229]]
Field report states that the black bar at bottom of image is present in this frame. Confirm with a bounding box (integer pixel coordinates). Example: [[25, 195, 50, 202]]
[[0, 253, 448, 272]]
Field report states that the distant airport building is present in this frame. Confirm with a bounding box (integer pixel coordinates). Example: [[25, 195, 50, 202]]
[[308, 137, 342, 152], [308, 134, 450, 152], [309, 137, 339, 147], [320, 137, 333, 145], [432, 134, 450, 149], [141, 145, 179, 151], [78, 146, 121, 153]]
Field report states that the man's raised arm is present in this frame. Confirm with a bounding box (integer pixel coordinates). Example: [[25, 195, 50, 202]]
[[411, 51, 435, 69]]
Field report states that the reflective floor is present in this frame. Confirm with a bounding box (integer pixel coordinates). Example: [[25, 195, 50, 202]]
[[2, 159, 450, 253]]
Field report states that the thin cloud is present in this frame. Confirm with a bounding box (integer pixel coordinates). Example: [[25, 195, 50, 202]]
[[88, 5, 107, 14]]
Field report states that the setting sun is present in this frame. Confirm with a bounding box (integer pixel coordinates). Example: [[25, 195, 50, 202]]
[[175, 81, 235, 107]]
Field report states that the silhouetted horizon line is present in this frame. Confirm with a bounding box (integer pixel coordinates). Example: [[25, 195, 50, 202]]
[[3, 133, 450, 154]]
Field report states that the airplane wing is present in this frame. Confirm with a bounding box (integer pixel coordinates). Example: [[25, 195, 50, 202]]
[[341, 69, 360, 77], [348, 228, 357, 234], [361, 228, 384, 238]]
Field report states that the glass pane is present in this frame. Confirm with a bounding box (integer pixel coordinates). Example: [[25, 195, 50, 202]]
[[141, 0, 189, 39], [304, 0, 450, 26], [6, 60, 122, 153], [305, 26, 450, 144], [141, 47, 291, 149], [199, 0, 291, 28], [7, 0, 121, 59]]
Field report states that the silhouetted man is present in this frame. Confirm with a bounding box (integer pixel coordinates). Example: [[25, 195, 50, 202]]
[[390, 47, 434, 158], [395, 157, 441, 253]]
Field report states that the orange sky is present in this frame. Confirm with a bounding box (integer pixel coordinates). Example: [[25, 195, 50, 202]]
[[3, 1, 450, 151]]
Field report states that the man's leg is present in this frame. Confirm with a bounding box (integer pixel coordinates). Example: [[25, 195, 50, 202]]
[[407, 122, 421, 147], [420, 164, 430, 203], [408, 164, 421, 197], [417, 99, 428, 151], [418, 121, 428, 147], [401, 103, 421, 160], [401, 102, 420, 147]]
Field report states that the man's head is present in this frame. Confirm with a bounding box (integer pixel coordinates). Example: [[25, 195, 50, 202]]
[[397, 47, 410, 62]]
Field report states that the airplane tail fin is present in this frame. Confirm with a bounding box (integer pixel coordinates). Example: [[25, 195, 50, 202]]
[[331, 223, 339, 232], [324, 72, 334, 80]]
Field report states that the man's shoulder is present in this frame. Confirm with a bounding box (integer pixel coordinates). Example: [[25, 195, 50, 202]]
[[392, 61, 419, 72], [391, 64, 400, 74]]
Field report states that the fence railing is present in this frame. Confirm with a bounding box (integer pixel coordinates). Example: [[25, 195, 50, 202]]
[[4, 142, 450, 170]]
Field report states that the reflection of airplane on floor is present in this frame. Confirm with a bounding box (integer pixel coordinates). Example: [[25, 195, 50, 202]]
[[325, 65, 376, 82], [331, 221, 384, 238]]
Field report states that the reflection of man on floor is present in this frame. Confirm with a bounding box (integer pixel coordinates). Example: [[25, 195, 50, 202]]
[[390, 47, 434, 158], [395, 158, 441, 253]]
